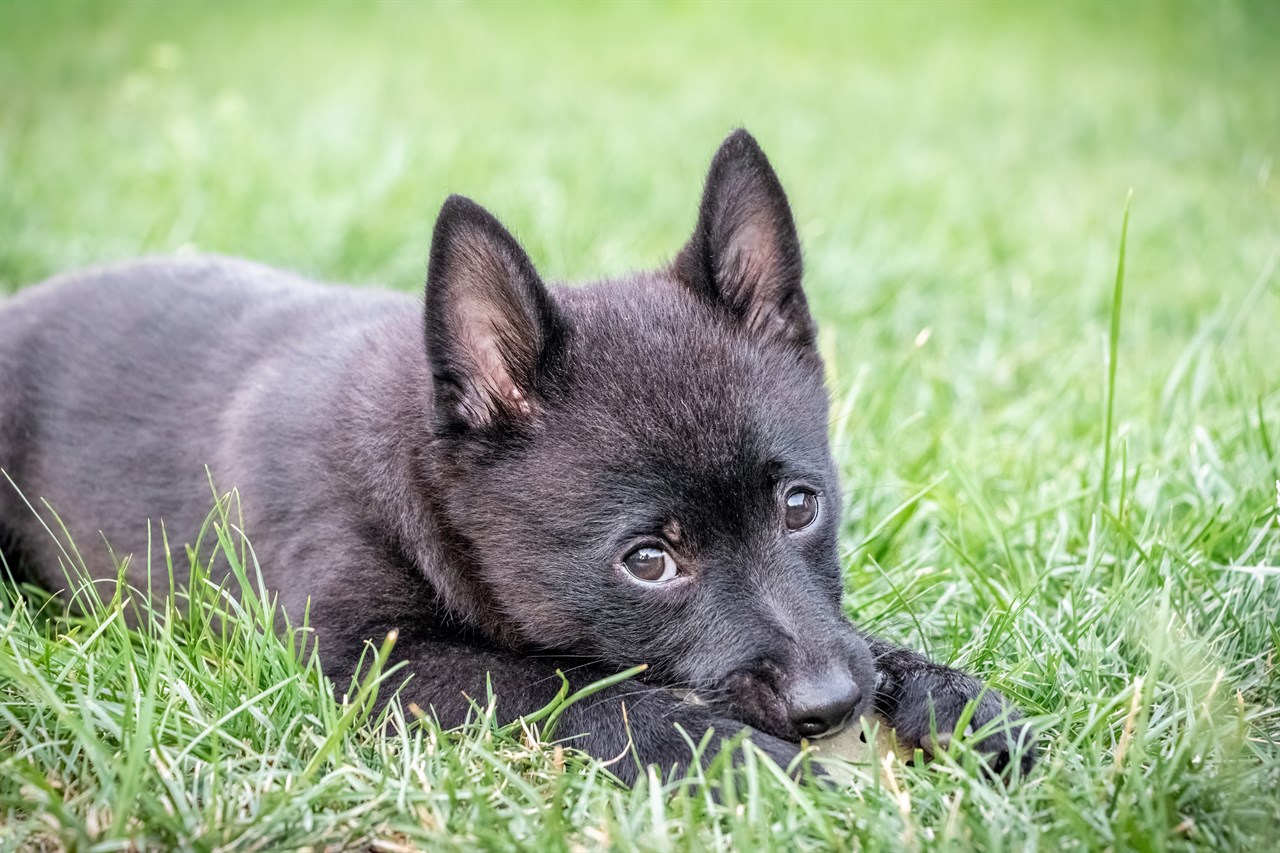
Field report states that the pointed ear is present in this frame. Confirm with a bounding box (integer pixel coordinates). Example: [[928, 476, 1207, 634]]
[[674, 129, 816, 351], [424, 195, 565, 431]]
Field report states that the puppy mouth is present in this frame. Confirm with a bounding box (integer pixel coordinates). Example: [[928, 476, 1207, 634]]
[[668, 685, 791, 737]]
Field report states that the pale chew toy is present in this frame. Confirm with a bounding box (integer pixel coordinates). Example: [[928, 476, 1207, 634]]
[[808, 713, 908, 764]]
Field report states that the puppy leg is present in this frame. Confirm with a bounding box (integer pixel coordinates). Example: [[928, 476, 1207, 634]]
[[353, 639, 802, 785]]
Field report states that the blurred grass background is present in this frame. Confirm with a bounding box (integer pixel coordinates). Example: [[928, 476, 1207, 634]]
[[1, 0, 1276, 465], [1, 0, 1278, 849]]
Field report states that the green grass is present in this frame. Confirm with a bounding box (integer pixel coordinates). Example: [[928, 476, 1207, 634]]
[[1, 0, 1278, 849]]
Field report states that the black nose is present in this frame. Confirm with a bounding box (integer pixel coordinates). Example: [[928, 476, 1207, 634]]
[[788, 670, 862, 739]]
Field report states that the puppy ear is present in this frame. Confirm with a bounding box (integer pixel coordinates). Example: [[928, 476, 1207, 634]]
[[674, 129, 815, 351], [424, 195, 564, 431]]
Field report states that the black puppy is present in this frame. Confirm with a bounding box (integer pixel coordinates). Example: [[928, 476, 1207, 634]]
[[0, 130, 1032, 782]]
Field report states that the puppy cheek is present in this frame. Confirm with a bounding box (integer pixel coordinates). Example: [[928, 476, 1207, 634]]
[[597, 607, 701, 676], [487, 564, 588, 648]]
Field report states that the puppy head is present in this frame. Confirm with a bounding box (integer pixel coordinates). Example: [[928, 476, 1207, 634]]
[[423, 130, 875, 742]]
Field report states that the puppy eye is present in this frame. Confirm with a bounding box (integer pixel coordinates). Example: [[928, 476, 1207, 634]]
[[784, 488, 818, 531], [621, 545, 679, 583]]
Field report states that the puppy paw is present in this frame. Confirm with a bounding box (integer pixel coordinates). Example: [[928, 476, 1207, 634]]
[[892, 668, 1036, 779]]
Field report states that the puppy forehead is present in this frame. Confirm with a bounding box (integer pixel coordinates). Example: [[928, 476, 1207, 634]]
[[543, 276, 830, 478], [558, 276, 825, 413]]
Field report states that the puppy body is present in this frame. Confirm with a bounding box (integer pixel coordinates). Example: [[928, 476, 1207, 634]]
[[0, 132, 1031, 781]]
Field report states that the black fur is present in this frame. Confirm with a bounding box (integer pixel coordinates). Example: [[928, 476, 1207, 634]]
[[0, 130, 1033, 783]]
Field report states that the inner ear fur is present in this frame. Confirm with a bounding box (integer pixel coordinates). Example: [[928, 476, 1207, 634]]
[[674, 129, 816, 351], [424, 195, 564, 431]]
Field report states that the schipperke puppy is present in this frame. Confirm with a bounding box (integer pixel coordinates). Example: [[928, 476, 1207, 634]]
[[0, 130, 1033, 783]]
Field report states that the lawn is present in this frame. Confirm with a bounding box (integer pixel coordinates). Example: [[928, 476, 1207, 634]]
[[1, 0, 1278, 850]]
